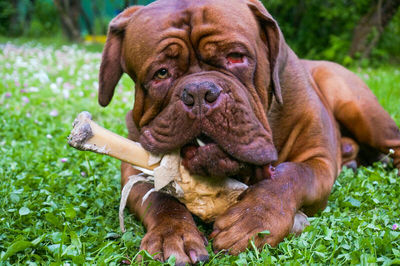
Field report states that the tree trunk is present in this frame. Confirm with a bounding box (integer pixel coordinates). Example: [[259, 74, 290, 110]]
[[53, 0, 81, 42], [349, 0, 400, 59]]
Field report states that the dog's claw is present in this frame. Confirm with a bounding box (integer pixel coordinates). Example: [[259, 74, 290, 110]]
[[189, 250, 209, 264], [189, 250, 197, 263], [198, 254, 210, 262]]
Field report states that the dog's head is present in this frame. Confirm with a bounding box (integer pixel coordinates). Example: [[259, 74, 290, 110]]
[[98, 0, 288, 178]]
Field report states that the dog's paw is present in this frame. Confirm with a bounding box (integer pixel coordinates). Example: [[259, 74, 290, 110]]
[[211, 180, 296, 255], [140, 220, 209, 265]]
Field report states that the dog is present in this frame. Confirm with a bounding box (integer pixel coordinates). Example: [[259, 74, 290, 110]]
[[97, 0, 400, 264]]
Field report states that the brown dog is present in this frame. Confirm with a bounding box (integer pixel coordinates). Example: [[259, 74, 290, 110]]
[[98, 0, 400, 264]]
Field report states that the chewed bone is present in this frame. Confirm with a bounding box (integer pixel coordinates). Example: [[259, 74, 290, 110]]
[[68, 111, 156, 170]]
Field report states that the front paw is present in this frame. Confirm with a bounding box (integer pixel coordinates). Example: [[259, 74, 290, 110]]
[[140, 219, 209, 265], [211, 181, 296, 255]]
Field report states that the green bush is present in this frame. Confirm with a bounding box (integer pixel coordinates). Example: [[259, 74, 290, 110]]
[[264, 0, 400, 65], [0, 0, 17, 35], [376, 9, 400, 64], [26, 0, 60, 37], [0, 0, 60, 38]]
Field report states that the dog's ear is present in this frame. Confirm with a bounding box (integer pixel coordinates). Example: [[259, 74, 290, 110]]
[[98, 6, 142, 107], [247, 0, 287, 105]]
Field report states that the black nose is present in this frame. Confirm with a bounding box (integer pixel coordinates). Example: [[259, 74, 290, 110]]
[[181, 81, 222, 107]]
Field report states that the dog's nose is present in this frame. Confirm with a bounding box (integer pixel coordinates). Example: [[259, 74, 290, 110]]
[[181, 81, 221, 107]]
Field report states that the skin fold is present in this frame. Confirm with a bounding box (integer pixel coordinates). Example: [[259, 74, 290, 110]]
[[98, 0, 400, 264]]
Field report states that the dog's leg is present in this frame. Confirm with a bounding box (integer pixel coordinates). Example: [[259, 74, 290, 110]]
[[309, 61, 400, 173], [121, 162, 209, 264], [211, 159, 336, 254], [121, 111, 208, 264], [212, 98, 339, 254]]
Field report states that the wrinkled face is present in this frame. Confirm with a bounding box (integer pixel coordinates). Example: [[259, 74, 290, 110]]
[[104, 0, 282, 179]]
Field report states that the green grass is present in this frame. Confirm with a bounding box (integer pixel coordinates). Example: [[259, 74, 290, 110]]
[[0, 40, 399, 265]]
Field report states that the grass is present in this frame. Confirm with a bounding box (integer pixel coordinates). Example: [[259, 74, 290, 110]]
[[0, 39, 399, 265]]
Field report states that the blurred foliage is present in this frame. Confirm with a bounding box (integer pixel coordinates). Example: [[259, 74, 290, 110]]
[[27, 0, 60, 37], [0, 0, 60, 37], [0, 0, 17, 35], [1, 0, 399, 65], [375, 11, 400, 64], [263, 0, 400, 65]]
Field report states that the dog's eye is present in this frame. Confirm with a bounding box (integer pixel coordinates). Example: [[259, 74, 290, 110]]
[[154, 68, 169, 79], [227, 53, 244, 64]]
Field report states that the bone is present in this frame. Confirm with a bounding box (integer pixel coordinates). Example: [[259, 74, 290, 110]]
[[68, 111, 309, 232], [68, 111, 157, 170]]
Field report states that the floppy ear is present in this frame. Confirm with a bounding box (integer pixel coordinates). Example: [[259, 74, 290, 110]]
[[247, 0, 287, 105], [98, 6, 142, 107]]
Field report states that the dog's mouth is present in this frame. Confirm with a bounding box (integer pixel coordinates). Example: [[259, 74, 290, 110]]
[[180, 134, 242, 177], [139, 115, 277, 180], [176, 133, 274, 183], [140, 125, 276, 181]]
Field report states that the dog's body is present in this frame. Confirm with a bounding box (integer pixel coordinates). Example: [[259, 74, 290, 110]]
[[98, 0, 400, 263]]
